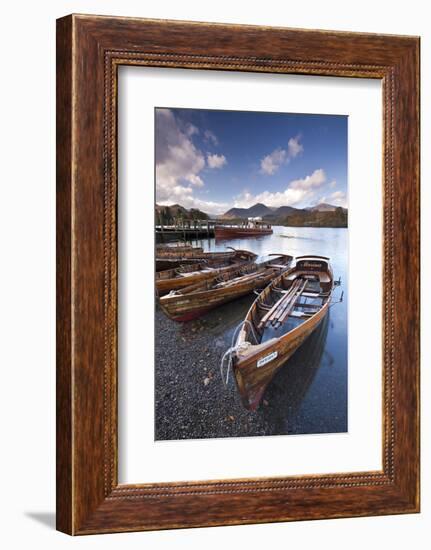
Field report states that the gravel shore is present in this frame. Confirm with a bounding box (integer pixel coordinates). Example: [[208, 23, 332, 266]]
[[155, 298, 346, 440], [155, 296, 268, 440]]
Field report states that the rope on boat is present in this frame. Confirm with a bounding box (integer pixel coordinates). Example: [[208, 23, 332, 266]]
[[220, 320, 259, 386]]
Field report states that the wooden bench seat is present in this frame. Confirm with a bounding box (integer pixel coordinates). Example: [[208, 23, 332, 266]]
[[286, 270, 330, 283], [269, 263, 288, 269], [259, 279, 308, 329]]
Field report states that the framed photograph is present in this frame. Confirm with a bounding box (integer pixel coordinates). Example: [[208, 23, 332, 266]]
[[56, 14, 420, 534]]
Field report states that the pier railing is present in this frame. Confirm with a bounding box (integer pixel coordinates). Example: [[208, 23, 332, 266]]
[[155, 219, 218, 242], [155, 218, 272, 242]]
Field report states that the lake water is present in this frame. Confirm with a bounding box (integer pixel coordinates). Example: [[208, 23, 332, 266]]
[[185, 225, 348, 435]]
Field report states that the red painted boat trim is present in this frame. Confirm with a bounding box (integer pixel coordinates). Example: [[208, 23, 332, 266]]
[[215, 227, 273, 238], [172, 307, 211, 322]]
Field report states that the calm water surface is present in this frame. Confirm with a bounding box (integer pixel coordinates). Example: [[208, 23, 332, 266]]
[[186, 225, 348, 435]]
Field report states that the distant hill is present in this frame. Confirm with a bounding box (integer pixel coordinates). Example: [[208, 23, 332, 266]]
[[220, 201, 347, 227], [266, 205, 301, 219], [156, 203, 187, 217], [155, 204, 209, 223], [222, 203, 273, 219], [155, 201, 347, 227], [306, 202, 347, 213], [282, 207, 348, 228]]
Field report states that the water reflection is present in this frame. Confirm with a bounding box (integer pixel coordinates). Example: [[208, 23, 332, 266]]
[[261, 313, 330, 434]]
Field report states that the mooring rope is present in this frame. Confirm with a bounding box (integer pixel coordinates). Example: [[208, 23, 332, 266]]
[[220, 320, 259, 386], [328, 289, 344, 308]]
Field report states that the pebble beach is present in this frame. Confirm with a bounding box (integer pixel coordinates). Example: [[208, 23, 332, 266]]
[[155, 296, 345, 440]]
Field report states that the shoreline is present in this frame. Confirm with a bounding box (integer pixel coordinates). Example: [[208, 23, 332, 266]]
[[155, 303, 347, 441]]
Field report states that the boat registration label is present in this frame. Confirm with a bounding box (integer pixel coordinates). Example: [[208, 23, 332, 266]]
[[257, 351, 278, 368]]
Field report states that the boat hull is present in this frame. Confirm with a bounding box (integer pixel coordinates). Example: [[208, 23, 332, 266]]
[[159, 255, 292, 322], [156, 250, 237, 272], [156, 244, 199, 254], [156, 263, 239, 296], [233, 301, 329, 411], [215, 227, 273, 239], [155, 246, 203, 257], [156, 257, 201, 271], [162, 306, 212, 322], [159, 278, 261, 322], [156, 251, 257, 295]]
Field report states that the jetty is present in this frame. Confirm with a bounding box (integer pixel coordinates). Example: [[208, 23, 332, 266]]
[[156, 219, 217, 243]]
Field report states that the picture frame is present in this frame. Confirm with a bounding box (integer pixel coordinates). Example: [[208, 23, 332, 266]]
[[56, 14, 420, 535]]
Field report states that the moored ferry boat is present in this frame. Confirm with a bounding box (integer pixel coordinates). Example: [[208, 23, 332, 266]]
[[215, 218, 273, 239]]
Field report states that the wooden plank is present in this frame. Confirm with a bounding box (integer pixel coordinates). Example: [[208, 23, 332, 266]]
[[276, 280, 308, 325], [258, 279, 301, 328], [271, 281, 302, 320]]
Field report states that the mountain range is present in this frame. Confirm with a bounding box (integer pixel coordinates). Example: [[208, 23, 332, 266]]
[[155, 201, 348, 228], [221, 203, 275, 219], [221, 202, 346, 220]]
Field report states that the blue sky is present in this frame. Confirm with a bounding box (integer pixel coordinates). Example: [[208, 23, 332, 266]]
[[155, 107, 347, 215]]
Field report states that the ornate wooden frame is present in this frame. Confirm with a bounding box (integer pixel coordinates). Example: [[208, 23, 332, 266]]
[[56, 14, 420, 534]]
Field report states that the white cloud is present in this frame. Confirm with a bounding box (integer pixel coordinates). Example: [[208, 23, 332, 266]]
[[290, 168, 326, 191], [185, 123, 199, 137], [155, 108, 206, 204], [319, 190, 347, 207], [287, 136, 304, 158], [204, 129, 219, 146], [186, 174, 204, 187], [330, 191, 345, 200], [260, 148, 287, 175], [207, 153, 227, 169], [158, 195, 230, 216], [260, 136, 303, 175], [234, 169, 327, 209], [155, 109, 231, 215]]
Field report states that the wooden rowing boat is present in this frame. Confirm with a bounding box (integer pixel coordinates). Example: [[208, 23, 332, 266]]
[[156, 248, 239, 271], [228, 255, 334, 411], [156, 244, 204, 271], [156, 245, 203, 257], [159, 254, 293, 322], [156, 250, 257, 284], [156, 243, 202, 255], [156, 250, 257, 296]]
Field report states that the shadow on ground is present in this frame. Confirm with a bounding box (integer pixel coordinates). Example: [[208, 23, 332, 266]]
[[25, 512, 55, 530]]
